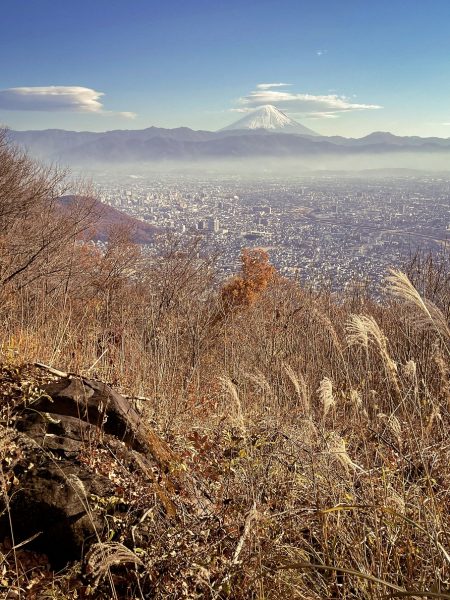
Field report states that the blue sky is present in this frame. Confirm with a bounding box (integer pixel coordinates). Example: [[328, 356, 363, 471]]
[[1, 0, 450, 137]]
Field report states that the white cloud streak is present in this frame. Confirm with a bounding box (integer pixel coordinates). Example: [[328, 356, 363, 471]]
[[308, 112, 339, 119], [256, 83, 291, 90], [236, 84, 382, 118], [0, 86, 136, 118]]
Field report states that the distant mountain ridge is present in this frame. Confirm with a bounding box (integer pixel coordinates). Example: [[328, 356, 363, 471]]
[[8, 126, 450, 164]]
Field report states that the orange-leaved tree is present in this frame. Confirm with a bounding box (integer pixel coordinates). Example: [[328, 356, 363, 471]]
[[221, 248, 276, 314]]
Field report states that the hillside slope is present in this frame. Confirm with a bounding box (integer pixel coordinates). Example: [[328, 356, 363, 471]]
[[59, 195, 160, 243]]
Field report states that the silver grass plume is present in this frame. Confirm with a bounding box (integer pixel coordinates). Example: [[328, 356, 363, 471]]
[[220, 375, 247, 440], [87, 542, 143, 584], [403, 360, 417, 381], [326, 432, 365, 473], [346, 314, 400, 396], [318, 376, 335, 417], [387, 269, 450, 349], [284, 363, 310, 414]]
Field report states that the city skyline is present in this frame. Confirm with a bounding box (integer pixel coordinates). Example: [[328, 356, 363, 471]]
[[1, 0, 450, 137]]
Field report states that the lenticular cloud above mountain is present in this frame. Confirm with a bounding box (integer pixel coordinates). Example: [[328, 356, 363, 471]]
[[221, 105, 319, 136]]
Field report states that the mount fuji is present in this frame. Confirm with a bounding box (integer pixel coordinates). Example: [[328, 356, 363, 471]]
[[221, 105, 319, 136]]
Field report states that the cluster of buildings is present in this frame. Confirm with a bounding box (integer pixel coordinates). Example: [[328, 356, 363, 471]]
[[91, 171, 450, 293]]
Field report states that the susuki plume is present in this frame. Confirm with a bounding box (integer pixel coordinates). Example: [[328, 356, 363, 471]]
[[220, 375, 247, 439], [387, 269, 450, 349], [318, 376, 335, 417], [346, 314, 400, 395], [326, 432, 365, 473], [284, 363, 310, 414]]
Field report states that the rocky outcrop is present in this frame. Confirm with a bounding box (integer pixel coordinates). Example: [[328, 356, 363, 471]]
[[0, 367, 210, 570], [23, 374, 177, 464]]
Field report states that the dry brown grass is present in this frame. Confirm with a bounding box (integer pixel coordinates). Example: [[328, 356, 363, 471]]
[[0, 243, 448, 599]]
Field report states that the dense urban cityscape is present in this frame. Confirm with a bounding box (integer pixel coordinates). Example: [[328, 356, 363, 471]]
[[92, 170, 450, 291]]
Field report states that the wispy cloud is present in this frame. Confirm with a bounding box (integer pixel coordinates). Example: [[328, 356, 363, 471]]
[[308, 112, 339, 119], [256, 83, 291, 90], [0, 86, 136, 118], [235, 83, 382, 118]]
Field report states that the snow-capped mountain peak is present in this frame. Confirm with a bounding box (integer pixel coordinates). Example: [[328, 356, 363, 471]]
[[221, 105, 318, 136]]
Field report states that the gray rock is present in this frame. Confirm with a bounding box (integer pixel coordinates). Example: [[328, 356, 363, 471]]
[[0, 375, 178, 568]]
